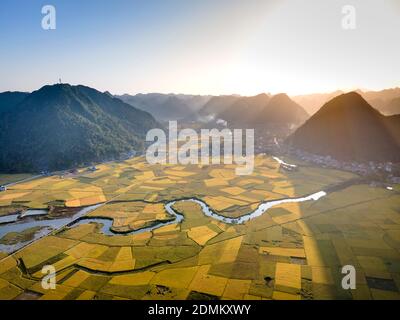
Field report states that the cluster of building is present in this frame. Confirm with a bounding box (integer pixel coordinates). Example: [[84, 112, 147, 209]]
[[289, 148, 400, 184], [254, 134, 400, 184]]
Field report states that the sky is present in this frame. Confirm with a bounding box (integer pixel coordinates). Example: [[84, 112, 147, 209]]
[[0, 0, 399, 96]]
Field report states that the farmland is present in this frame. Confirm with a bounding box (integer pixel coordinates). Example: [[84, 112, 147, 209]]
[[0, 155, 399, 300]]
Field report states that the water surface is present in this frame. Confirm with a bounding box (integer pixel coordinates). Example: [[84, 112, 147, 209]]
[[0, 190, 327, 254], [69, 191, 327, 236], [0, 204, 103, 254]]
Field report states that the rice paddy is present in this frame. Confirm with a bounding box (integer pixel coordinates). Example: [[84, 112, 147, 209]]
[[0, 155, 399, 300]]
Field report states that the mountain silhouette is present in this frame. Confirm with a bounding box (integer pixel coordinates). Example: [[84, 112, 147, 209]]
[[287, 92, 400, 162], [252, 93, 308, 126], [382, 97, 400, 116], [217, 93, 270, 126], [0, 84, 159, 173], [0, 91, 29, 114], [189, 93, 308, 130], [118, 93, 210, 121], [292, 91, 343, 115]]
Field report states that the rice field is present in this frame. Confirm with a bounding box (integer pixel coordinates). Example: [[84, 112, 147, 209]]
[[0, 155, 399, 300]]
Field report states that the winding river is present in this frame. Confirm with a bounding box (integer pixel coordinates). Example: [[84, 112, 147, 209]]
[[50, 191, 327, 237], [0, 191, 327, 253], [273, 156, 298, 168], [0, 204, 103, 254], [0, 156, 323, 254]]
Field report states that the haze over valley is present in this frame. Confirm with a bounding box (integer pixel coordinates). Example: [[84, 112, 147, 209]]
[[1, 0, 400, 302], [2, 84, 400, 173]]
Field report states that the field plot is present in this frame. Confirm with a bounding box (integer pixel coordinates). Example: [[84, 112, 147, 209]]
[[0, 174, 36, 186], [0, 155, 399, 300]]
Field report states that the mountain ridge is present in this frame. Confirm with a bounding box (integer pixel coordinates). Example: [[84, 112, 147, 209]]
[[0, 91, 30, 114], [0, 84, 160, 173], [117, 93, 211, 121], [287, 92, 400, 162]]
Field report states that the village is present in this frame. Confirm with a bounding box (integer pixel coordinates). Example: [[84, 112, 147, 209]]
[[253, 135, 400, 185]]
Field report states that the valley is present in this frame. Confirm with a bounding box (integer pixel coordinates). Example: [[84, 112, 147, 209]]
[[0, 154, 399, 300], [1, 0, 399, 306]]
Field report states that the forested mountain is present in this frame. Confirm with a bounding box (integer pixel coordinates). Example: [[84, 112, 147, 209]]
[[0, 92, 29, 114], [0, 84, 159, 173], [287, 92, 400, 162]]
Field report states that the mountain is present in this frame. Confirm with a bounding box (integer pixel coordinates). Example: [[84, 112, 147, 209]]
[[292, 88, 400, 116], [386, 115, 400, 144], [192, 93, 308, 130], [360, 87, 400, 105], [117, 93, 210, 121], [357, 88, 400, 114], [173, 94, 211, 112], [251, 93, 308, 127], [0, 84, 159, 173], [217, 93, 270, 126], [197, 95, 241, 119], [287, 92, 400, 162], [0, 91, 29, 114], [292, 91, 343, 115], [380, 97, 400, 116]]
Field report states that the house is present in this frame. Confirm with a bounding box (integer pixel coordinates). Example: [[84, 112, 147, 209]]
[[0, 185, 7, 192]]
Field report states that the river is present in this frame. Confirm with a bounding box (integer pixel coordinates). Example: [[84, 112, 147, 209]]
[[69, 191, 326, 236], [0, 191, 326, 253], [0, 156, 325, 254], [0, 204, 103, 254]]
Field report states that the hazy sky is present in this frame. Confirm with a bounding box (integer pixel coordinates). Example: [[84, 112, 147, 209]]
[[1, 0, 399, 95]]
